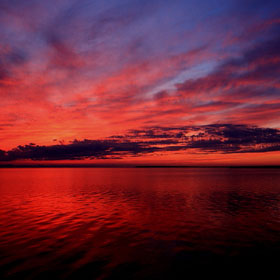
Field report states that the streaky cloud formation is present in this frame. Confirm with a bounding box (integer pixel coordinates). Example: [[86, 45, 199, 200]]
[[1, 124, 279, 162], [0, 0, 280, 164]]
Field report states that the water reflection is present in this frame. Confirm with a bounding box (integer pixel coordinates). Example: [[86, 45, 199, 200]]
[[0, 168, 280, 279]]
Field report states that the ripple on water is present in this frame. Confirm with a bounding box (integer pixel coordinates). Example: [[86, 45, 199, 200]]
[[0, 167, 280, 279]]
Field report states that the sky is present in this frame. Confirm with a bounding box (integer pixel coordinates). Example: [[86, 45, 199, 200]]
[[0, 0, 280, 165]]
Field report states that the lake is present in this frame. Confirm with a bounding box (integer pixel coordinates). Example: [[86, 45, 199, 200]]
[[0, 167, 280, 279]]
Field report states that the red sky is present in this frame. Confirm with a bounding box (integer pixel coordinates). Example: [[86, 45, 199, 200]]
[[0, 0, 280, 165]]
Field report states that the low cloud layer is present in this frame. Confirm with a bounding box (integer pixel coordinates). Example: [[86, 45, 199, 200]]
[[0, 124, 279, 161]]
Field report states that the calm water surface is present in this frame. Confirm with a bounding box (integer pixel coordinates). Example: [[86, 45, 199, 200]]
[[0, 168, 280, 279]]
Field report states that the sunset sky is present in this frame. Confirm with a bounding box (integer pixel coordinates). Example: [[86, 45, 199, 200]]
[[0, 0, 280, 165]]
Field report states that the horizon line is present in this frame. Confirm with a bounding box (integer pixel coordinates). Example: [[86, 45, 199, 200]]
[[0, 164, 280, 168]]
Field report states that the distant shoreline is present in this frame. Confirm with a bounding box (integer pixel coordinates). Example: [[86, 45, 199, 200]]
[[0, 165, 279, 168]]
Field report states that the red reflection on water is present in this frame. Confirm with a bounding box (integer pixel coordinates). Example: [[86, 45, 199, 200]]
[[0, 168, 280, 278]]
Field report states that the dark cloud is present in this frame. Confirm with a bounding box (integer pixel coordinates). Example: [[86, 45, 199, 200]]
[[0, 124, 279, 161], [0, 139, 158, 161], [0, 149, 6, 158]]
